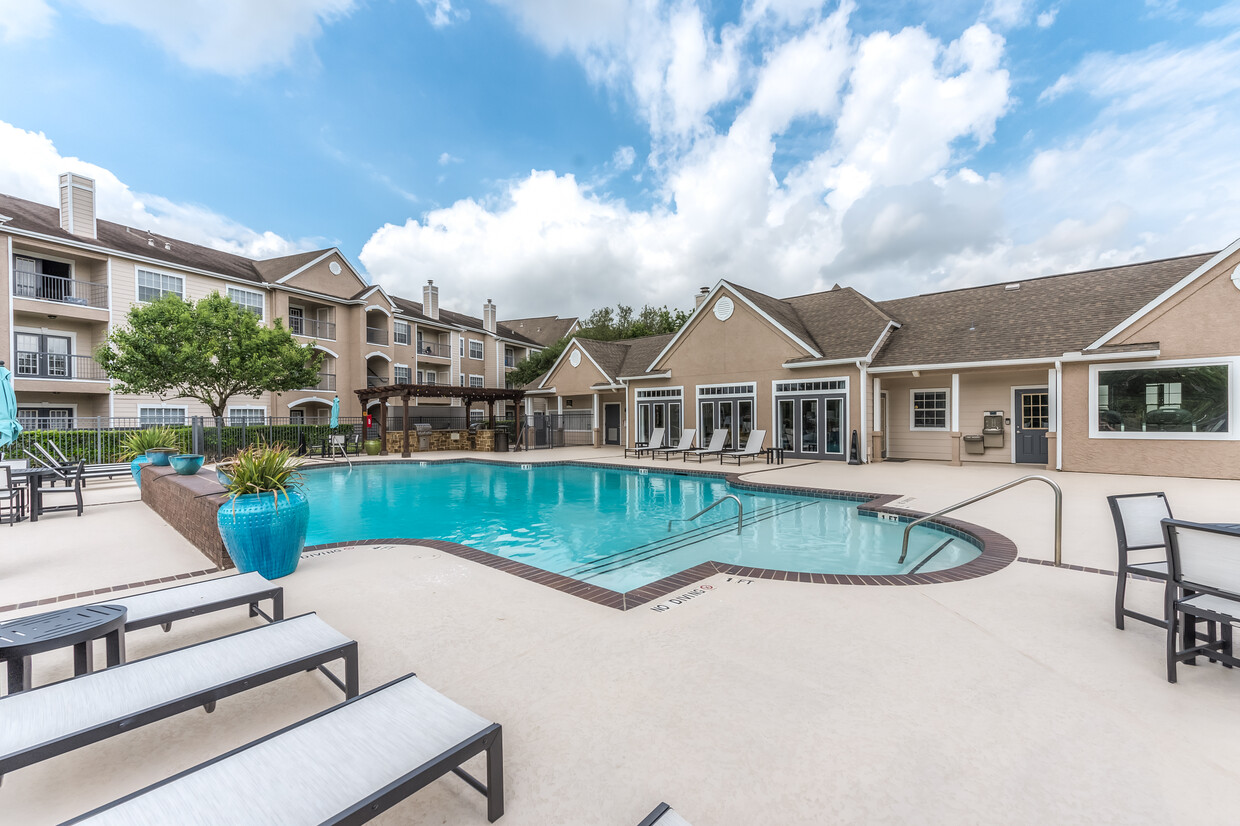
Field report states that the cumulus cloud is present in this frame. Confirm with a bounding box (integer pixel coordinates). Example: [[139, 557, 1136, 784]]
[[982, 0, 1033, 28], [612, 145, 637, 170], [66, 0, 356, 76], [362, 6, 1017, 312], [0, 121, 320, 259], [438, 152, 463, 166], [418, 0, 469, 28], [1036, 8, 1058, 28], [0, 0, 55, 42]]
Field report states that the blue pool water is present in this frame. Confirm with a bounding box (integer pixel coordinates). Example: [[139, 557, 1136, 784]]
[[301, 462, 981, 592]]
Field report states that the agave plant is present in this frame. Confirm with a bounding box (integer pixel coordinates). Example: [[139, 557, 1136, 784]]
[[222, 444, 304, 508], [119, 426, 184, 461]]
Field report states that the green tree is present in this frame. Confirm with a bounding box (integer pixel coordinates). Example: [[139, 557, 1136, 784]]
[[97, 292, 324, 418], [508, 302, 692, 387]]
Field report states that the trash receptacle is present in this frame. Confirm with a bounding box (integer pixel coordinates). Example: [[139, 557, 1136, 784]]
[[962, 434, 985, 455], [494, 429, 509, 452]]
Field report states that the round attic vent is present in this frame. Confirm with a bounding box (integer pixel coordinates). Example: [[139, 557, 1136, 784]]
[[1232, 264, 1240, 290], [569, 349, 581, 367], [329, 261, 342, 275], [713, 296, 735, 321]]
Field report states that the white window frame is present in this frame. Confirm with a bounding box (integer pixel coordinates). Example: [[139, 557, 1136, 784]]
[[468, 339, 484, 360], [226, 406, 267, 425], [1088, 357, 1237, 441], [469, 374, 485, 388], [138, 405, 188, 426], [909, 388, 950, 431], [394, 321, 411, 345], [136, 268, 184, 303], [226, 286, 264, 320], [16, 404, 78, 429], [469, 409, 485, 424]]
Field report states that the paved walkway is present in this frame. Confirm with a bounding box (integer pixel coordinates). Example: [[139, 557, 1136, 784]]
[[2, 451, 1237, 824]]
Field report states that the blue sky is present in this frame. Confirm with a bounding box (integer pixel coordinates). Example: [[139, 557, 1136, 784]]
[[1, 0, 1238, 318]]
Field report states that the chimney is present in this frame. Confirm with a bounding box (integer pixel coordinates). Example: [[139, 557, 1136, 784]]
[[483, 299, 497, 333], [694, 286, 710, 308], [422, 279, 439, 320], [58, 172, 97, 239]]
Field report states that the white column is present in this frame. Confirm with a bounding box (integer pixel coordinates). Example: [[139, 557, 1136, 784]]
[[950, 373, 961, 431], [1051, 363, 1062, 471], [557, 396, 563, 414], [592, 393, 599, 428], [872, 376, 882, 431], [858, 363, 868, 463]]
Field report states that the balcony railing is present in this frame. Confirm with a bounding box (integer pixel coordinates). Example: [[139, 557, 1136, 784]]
[[416, 341, 452, 358], [13, 274, 108, 309], [366, 327, 388, 345], [366, 375, 389, 387], [289, 317, 336, 340], [14, 351, 108, 381], [309, 372, 336, 391]]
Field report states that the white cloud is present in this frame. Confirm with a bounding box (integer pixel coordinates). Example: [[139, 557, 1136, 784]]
[[418, 0, 469, 28], [1036, 8, 1058, 28], [67, 0, 357, 76], [438, 152, 463, 166], [612, 145, 637, 170], [0, 121, 320, 259], [982, 0, 1032, 28], [0, 0, 55, 42]]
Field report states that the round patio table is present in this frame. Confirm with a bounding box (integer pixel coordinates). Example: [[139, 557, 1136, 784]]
[[0, 604, 127, 694]]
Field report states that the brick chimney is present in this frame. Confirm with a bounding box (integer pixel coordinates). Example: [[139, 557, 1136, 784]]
[[694, 286, 710, 308], [58, 172, 97, 239], [422, 279, 439, 320], [483, 299, 497, 333]]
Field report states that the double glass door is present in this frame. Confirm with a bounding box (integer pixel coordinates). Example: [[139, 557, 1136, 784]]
[[637, 400, 681, 447], [778, 394, 845, 459], [699, 399, 753, 450]]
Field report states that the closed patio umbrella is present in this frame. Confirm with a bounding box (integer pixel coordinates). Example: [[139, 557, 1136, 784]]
[[330, 396, 340, 429], [0, 363, 22, 447]]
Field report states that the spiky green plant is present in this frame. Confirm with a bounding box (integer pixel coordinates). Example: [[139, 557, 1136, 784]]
[[222, 444, 304, 509], [119, 426, 184, 461]]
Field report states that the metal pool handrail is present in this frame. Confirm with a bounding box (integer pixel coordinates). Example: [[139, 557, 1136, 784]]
[[897, 475, 1063, 566], [668, 494, 744, 535]]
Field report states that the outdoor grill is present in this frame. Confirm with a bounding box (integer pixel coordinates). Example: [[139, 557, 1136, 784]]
[[413, 422, 433, 451]]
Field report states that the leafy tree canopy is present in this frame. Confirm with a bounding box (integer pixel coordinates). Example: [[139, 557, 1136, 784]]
[[97, 292, 324, 418], [508, 303, 690, 388]]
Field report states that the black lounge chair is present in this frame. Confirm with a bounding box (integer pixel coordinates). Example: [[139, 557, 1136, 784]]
[[1108, 492, 1173, 629], [0, 613, 358, 785], [0, 466, 25, 525], [98, 571, 283, 634], [66, 673, 504, 824]]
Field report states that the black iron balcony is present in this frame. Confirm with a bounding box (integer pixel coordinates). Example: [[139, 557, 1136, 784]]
[[290, 317, 336, 340], [13, 351, 108, 381], [416, 340, 452, 358], [13, 274, 108, 309], [366, 326, 388, 345], [366, 375, 389, 387], [310, 372, 336, 391]]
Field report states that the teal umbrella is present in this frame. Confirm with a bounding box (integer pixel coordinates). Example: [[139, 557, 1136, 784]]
[[0, 365, 21, 447], [330, 396, 340, 429]]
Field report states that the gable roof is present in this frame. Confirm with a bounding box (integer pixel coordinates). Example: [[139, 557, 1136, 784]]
[[251, 249, 333, 283], [500, 315, 579, 348], [869, 253, 1214, 367]]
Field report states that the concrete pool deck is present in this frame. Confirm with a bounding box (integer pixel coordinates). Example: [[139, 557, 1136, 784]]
[[2, 449, 1238, 824]]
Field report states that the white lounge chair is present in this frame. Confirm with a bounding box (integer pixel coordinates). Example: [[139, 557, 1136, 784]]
[[652, 429, 696, 460], [102, 571, 283, 633], [0, 613, 358, 784], [682, 429, 728, 463], [638, 802, 691, 825], [719, 429, 767, 465], [66, 673, 504, 824], [625, 427, 666, 459]]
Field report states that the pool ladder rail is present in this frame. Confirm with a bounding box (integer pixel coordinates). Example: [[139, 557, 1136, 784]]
[[668, 494, 744, 535], [897, 474, 1062, 566]]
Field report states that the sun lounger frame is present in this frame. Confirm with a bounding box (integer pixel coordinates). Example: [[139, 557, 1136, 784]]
[[103, 571, 284, 634], [64, 673, 504, 824], [0, 613, 358, 783]]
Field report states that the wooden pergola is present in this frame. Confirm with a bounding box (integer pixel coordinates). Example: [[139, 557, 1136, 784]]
[[354, 383, 527, 457]]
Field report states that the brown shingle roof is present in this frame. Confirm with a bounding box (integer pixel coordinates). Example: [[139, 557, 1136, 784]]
[[251, 249, 333, 283], [500, 315, 578, 348], [869, 253, 1213, 367]]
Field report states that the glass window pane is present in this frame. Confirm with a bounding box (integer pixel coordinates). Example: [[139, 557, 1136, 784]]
[[1097, 365, 1228, 433], [738, 400, 753, 446], [779, 400, 795, 449], [718, 401, 734, 449], [801, 399, 818, 453], [700, 403, 714, 446], [823, 399, 842, 453], [669, 403, 681, 444]]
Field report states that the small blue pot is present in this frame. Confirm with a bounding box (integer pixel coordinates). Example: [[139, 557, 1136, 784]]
[[131, 456, 151, 488], [216, 467, 232, 487], [145, 448, 177, 467], [169, 454, 205, 476], [217, 487, 310, 579]]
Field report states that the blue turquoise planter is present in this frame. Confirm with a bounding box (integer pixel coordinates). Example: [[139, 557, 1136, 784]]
[[216, 487, 310, 579], [145, 448, 177, 467], [130, 456, 151, 488], [169, 454, 205, 476]]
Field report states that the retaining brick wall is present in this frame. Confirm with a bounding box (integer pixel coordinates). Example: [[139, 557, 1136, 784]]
[[140, 465, 234, 570]]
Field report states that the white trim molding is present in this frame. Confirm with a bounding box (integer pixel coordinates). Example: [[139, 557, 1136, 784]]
[[287, 396, 335, 409], [364, 351, 393, 362], [909, 388, 951, 432], [1088, 356, 1238, 441]]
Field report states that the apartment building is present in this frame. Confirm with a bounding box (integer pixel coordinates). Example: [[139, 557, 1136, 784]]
[[0, 174, 564, 427]]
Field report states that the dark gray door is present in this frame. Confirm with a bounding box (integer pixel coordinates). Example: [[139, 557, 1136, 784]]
[[604, 404, 621, 445], [1015, 388, 1049, 464]]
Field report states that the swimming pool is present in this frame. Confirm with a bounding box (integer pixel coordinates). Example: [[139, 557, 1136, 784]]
[[301, 462, 982, 593]]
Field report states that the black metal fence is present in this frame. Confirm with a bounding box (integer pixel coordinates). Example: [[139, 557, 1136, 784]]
[[519, 411, 594, 449]]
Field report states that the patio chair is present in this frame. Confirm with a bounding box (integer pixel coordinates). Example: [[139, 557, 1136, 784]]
[[66, 673, 504, 824], [719, 429, 767, 466], [1107, 493, 1173, 629], [682, 429, 729, 463], [638, 802, 691, 825], [1161, 519, 1240, 683], [37, 459, 85, 517], [96, 571, 283, 634], [0, 465, 26, 526], [0, 613, 358, 784], [39, 442, 130, 484], [652, 429, 696, 460], [624, 426, 666, 459]]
